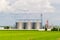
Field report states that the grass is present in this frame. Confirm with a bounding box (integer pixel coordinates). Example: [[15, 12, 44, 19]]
[[0, 30, 60, 40]]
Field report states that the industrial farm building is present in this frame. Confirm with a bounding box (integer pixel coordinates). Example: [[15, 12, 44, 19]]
[[16, 19, 42, 30]]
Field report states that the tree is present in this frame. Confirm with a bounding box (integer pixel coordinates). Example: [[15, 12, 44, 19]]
[[4, 26, 10, 29], [45, 24, 47, 31]]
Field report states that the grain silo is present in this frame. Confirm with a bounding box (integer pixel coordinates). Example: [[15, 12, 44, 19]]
[[16, 19, 41, 30]]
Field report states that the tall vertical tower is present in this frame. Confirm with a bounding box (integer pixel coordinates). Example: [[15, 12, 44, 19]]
[[41, 13, 43, 29]]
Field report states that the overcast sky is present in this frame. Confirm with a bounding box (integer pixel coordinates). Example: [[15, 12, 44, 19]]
[[0, 0, 60, 26]]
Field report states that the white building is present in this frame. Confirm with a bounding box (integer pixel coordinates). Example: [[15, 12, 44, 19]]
[[16, 19, 41, 30], [0, 27, 4, 29]]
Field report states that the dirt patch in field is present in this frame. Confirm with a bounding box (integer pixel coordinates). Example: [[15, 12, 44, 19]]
[[57, 38, 60, 40]]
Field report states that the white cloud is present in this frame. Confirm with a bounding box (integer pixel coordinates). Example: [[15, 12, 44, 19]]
[[0, 0, 54, 13]]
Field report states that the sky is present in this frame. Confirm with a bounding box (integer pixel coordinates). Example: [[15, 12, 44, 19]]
[[0, 0, 60, 26]]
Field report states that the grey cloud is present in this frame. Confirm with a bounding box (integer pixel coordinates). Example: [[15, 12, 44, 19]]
[[0, 0, 54, 13]]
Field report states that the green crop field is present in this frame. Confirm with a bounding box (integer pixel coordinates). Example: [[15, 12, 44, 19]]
[[0, 30, 60, 40]]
